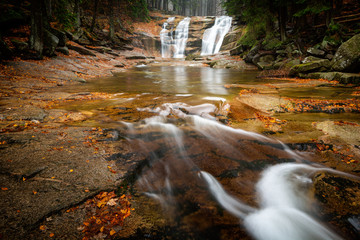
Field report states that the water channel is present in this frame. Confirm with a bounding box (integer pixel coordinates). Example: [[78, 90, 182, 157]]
[[59, 64, 359, 239]]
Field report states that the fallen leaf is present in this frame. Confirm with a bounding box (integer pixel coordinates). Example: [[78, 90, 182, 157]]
[[1, 187, 9, 191], [49, 233, 54, 237], [39, 225, 46, 231], [69, 169, 74, 173], [110, 229, 116, 236]]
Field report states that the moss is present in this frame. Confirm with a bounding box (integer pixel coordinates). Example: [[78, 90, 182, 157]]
[[263, 37, 283, 51]]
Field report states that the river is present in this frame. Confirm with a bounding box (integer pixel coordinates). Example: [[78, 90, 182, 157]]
[[58, 64, 359, 239]]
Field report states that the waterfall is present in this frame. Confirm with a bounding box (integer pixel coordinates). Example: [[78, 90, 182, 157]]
[[201, 16, 232, 55], [160, 17, 175, 58], [160, 17, 191, 58], [121, 100, 350, 239]]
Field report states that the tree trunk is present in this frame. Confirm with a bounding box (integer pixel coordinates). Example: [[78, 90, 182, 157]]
[[278, 6, 287, 41], [90, 0, 99, 32], [29, 0, 44, 56], [108, 0, 115, 41], [74, 0, 81, 33]]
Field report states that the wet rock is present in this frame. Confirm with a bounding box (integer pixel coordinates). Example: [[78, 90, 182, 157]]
[[331, 33, 360, 72], [315, 121, 360, 145], [289, 59, 331, 76], [210, 59, 257, 70], [49, 28, 67, 47], [313, 172, 360, 239], [244, 45, 260, 63], [3, 105, 47, 121]]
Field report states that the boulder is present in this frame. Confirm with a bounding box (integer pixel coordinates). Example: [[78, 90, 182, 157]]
[[299, 72, 360, 84], [43, 29, 59, 56], [244, 45, 260, 63], [49, 28, 67, 47], [11, 39, 28, 51], [306, 47, 326, 57], [56, 46, 69, 55], [289, 59, 331, 76], [331, 33, 360, 72], [229, 45, 244, 56]]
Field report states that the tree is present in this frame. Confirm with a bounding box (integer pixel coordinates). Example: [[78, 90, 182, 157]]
[[108, 0, 115, 40], [90, 0, 99, 32], [29, 0, 44, 56]]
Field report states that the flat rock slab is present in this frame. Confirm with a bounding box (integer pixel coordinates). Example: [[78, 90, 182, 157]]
[[1, 105, 47, 121], [0, 126, 128, 238]]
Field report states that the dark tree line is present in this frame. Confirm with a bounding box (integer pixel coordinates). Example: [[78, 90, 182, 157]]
[[222, 0, 357, 42]]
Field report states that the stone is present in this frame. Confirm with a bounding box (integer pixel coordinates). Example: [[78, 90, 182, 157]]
[[66, 44, 96, 56], [256, 61, 274, 70], [307, 47, 326, 57], [331, 33, 360, 72], [3, 105, 47, 121], [229, 45, 244, 56], [244, 45, 260, 63], [11, 39, 28, 51], [49, 28, 67, 47], [300, 72, 360, 84], [43, 29, 59, 56], [125, 55, 147, 60], [289, 59, 331, 76], [302, 56, 323, 63], [56, 46, 69, 55]]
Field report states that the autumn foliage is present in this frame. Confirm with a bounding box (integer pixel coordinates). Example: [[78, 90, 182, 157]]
[[82, 191, 132, 239]]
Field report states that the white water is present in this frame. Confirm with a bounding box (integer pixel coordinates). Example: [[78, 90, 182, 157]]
[[160, 17, 175, 58], [201, 16, 232, 55], [200, 163, 344, 240], [123, 101, 351, 239], [160, 17, 191, 58]]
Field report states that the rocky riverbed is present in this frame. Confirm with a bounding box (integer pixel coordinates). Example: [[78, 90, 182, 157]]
[[1, 45, 360, 239]]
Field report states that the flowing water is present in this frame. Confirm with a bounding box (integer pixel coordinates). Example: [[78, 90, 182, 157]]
[[201, 16, 232, 56], [161, 17, 191, 58], [59, 66, 359, 239]]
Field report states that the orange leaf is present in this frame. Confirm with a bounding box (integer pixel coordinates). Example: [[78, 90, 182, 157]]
[[110, 229, 116, 236], [49, 233, 54, 237], [1, 187, 8, 191], [39, 225, 46, 231]]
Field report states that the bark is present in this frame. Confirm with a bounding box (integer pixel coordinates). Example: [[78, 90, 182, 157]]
[[278, 6, 287, 41], [74, 0, 81, 33], [90, 0, 99, 32], [108, 0, 115, 41], [29, 0, 44, 56]]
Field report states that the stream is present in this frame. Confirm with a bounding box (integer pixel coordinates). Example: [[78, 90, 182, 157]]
[[59, 64, 359, 239]]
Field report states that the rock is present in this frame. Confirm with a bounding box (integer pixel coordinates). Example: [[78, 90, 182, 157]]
[[244, 45, 260, 63], [302, 72, 360, 84], [43, 29, 59, 56], [210, 59, 257, 70], [306, 47, 326, 57], [325, 54, 334, 60], [331, 33, 360, 72], [289, 59, 331, 76], [263, 37, 282, 51], [49, 28, 67, 47], [0, 36, 12, 59], [56, 46, 69, 55], [256, 61, 274, 70], [3, 105, 47, 121], [313, 172, 360, 239], [229, 45, 244, 56], [11, 39, 28, 51], [302, 56, 323, 63], [66, 43, 96, 56], [65, 30, 74, 41], [125, 55, 147, 60], [114, 63, 125, 68]]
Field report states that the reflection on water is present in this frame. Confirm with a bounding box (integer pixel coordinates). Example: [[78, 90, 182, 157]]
[[71, 66, 260, 97]]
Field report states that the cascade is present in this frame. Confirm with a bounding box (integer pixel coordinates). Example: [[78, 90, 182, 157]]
[[201, 16, 232, 55], [119, 100, 351, 239], [160, 17, 191, 58]]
